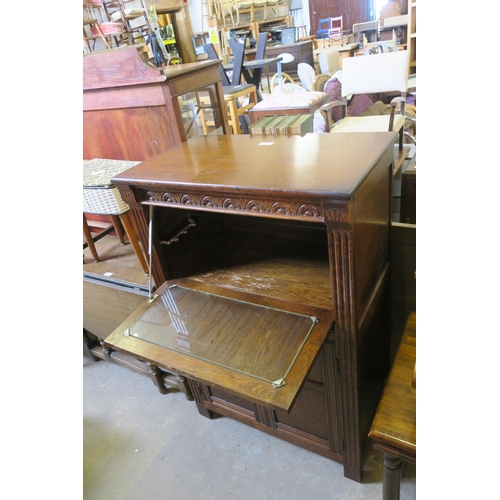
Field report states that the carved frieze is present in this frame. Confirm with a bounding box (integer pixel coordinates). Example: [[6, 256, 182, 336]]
[[142, 190, 324, 221]]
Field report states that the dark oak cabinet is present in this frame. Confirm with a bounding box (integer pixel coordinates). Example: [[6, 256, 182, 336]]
[[104, 132, 396, 481]]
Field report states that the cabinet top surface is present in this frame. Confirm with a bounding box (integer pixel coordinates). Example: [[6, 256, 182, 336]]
[[112, 133, 396, 199]]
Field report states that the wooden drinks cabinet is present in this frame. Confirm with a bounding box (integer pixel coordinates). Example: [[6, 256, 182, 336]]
[[103, 132, 396, 482]]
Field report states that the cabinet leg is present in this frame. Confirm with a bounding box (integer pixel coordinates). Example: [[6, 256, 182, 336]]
[[100, 341, 113, 360], [382, 453, 402, 500], [176, 374, 194, 401], [195, 402, 216, 419], [146, 363, 168, 394], [83, 328, 100, 362], [186, 378, 216, 418]]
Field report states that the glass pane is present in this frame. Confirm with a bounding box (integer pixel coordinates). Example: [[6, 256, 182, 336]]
[[178, 84, 224, 139], [125, 285, 317, 387]]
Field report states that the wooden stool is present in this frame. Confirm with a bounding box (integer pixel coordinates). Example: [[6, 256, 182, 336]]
[[83, 214, 124, 262], [83, 159, 149, 275], [224, 84, 258, 134]]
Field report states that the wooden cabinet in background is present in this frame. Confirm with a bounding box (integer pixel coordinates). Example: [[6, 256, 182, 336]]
[[83, 45, 229, 161]]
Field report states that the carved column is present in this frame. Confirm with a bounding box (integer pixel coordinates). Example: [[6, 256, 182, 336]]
[[324, 201, 361, 482]]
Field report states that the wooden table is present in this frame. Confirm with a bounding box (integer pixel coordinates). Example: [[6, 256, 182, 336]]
[[107, 132, 398, 482], [369, 312, 416, 499], [224, 56, 283, 100], [246, 41, 315, 76]]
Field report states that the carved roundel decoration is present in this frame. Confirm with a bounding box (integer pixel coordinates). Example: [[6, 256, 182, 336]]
[[161, 192, 177, 204], [222, 198, 242, 210], [297, 204, 320, 218], [246, 200, 266, 213], [270, 202, 292, 215], [180, 194, 197, 206], [201, 196, 219, 208]]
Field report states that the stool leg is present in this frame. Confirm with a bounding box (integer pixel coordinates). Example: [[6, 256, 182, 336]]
[[83, 214, 99, 262], [110, 215, 125, 244], [119, 211, 149, 275]]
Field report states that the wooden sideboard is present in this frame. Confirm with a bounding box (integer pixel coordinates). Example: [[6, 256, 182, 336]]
[[83, 45, 229, 162], [104, 132, 397, 482]]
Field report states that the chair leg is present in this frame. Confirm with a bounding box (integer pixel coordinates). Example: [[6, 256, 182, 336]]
[[83, 214, 100, 262], [119, 211, 149, 275], [227, 99, 240, 134], [199, 108, 209, 135], [398, 127, 404, 150]]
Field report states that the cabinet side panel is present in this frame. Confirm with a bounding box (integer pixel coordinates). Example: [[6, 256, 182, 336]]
[[351, 148, 392, 327]]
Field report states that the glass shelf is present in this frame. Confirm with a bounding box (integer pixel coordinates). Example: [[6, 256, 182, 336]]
[[125, 284, 318, 388]]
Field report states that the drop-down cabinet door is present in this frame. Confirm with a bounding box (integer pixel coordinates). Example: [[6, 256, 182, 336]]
[[105, 278, 334, 412]]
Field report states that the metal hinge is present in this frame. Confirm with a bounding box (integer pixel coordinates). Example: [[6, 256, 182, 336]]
[[333, 340, 340, 374]]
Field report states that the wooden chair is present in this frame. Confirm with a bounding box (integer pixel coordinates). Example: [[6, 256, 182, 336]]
[[83, 1, 110, 52], [244, 32, 269, 90], [319, 50, 413, 150], [199, 41, 258, 134]]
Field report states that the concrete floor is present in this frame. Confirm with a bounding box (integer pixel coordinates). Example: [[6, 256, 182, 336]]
[[83, 350, 416, 500]]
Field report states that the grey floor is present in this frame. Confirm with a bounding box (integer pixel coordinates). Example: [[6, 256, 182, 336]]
[[83, 350, 416, 500]]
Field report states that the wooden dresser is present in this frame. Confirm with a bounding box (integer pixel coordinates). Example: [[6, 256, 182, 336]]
[[103, 132, 397, 482]]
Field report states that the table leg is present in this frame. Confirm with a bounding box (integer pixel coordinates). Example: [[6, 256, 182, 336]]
[[382, 452, 402, 500]]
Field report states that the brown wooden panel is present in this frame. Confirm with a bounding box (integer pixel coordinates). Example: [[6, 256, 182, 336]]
[[83, 84, 167, 111], [209, 386, 255, 413], [83, 105, 180, 161], [274, 381, 329, 440], [351, 145, 393, 328], [83, 45, 165, 91], [83, 280, 147, 340]]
